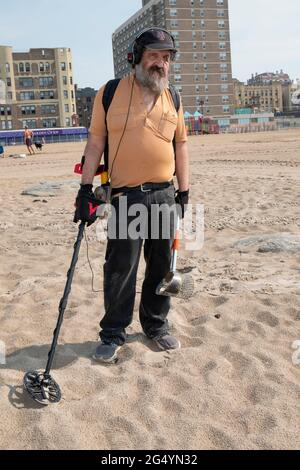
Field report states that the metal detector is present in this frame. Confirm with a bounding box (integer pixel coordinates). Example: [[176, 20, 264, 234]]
[[23, 222, 86, 406]]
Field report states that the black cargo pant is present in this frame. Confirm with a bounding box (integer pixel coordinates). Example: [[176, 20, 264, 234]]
[[100, 185, 176, 345]]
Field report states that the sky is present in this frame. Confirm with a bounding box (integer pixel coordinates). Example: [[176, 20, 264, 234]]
[[1, 0, 300, 89]]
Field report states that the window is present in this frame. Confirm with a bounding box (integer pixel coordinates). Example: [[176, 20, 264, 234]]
[[65, 104, 69, 113], [69, 63, 72, 71], [25, 63, 31, 72], [65, 117, 71, 127], [21, 106, 36, 115], [40, 90, 54, 99], [40, 62, 45, 72], [64, 90, 68, 99], [5, 63, 10, 73], [70, 77, 73, 85], [19, 77, 34, 87], [41, 105, 56, 114], [218, 20, 225, 28], [0, 106, 5, 116], [42, 118, 57, 128], [7, 107, 11, 115], [45, 62, 50, 72], [169, 0, 177, 4], [223, 105, 230, 113], [22, 119, 36, 128], [63, 76, 67, 85], [20, 91, 35, 100], [61, 62, 66, 71], [19, 63, 24, 73], [170, 9, 177, 16], [39, 77, 54, 87], [6, 78, 11, 87], [174, 75, 181, 82]]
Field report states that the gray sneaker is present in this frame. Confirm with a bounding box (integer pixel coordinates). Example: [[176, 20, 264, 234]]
[[153, 334, 181, 351], [93, 341, 121, 363]]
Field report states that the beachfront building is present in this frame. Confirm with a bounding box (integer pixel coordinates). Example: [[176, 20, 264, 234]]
[[75, 86, 98, 129], [0, 46, 76, 130], [112, 0, 234, 118], [233, 71, 293, 114]]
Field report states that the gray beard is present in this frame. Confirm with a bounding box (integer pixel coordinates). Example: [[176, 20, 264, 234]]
[[135, 64, 169, 95]]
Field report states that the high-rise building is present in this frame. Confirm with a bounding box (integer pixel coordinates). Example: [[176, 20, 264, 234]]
[[0, 46, 76, 130], [75, 85, 98, 128], [112, 0, 234, 117]]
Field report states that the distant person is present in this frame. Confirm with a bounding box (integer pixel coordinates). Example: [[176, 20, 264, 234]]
[[24, 126, 35, 155]]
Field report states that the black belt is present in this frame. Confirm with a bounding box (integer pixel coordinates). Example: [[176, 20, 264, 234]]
[[111, 181, 173, 195]]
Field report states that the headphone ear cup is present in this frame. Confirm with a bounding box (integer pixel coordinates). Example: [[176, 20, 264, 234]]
[[133, 44, 143, 65]]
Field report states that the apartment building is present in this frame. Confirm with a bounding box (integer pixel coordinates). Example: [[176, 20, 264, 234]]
[[0, 46, 76, 130], [112, 0, 234, 117], [75, 85, 97, 128], [234, 71, 293, 113]]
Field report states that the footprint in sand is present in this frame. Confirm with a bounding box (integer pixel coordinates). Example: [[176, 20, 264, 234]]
[[246, 384, 276, 405], [256, 311, 279, 327]]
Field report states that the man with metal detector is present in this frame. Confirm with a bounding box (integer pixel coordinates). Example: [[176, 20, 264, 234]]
[[74, 28, 190, 363]]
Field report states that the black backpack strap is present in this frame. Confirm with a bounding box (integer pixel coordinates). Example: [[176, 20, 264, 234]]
[[169, 84, 180, 113], [168, 84, 181, 173], [102, 78, 121, 172]]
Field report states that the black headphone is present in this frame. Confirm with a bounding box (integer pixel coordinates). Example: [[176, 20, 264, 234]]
[[127, 27, 177, 67]]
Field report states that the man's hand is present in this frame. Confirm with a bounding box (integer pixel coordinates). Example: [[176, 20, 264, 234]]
[[74, 184, 104, 227], [175, 189, 189, 219]]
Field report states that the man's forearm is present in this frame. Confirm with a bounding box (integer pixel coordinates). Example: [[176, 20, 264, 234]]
[[175, 142, 189, 192], [81, 137, 105, 185]]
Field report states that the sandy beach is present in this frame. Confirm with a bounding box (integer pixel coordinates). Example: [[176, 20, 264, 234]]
[[0, 129, 300, 450]]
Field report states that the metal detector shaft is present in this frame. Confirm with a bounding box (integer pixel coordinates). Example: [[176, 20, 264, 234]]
[[44, 222, 85, 375], [170, 215, 180, 272]]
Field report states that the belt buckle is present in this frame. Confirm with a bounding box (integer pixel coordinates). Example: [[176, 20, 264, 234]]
[[140, 184, 152, 193]]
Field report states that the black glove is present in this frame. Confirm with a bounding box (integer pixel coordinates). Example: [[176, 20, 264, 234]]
[[74, 184, 104, 227], [175, 189, 189, 218]]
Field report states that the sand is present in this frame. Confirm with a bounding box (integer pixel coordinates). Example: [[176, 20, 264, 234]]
[[0, 129, 300, 450]]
